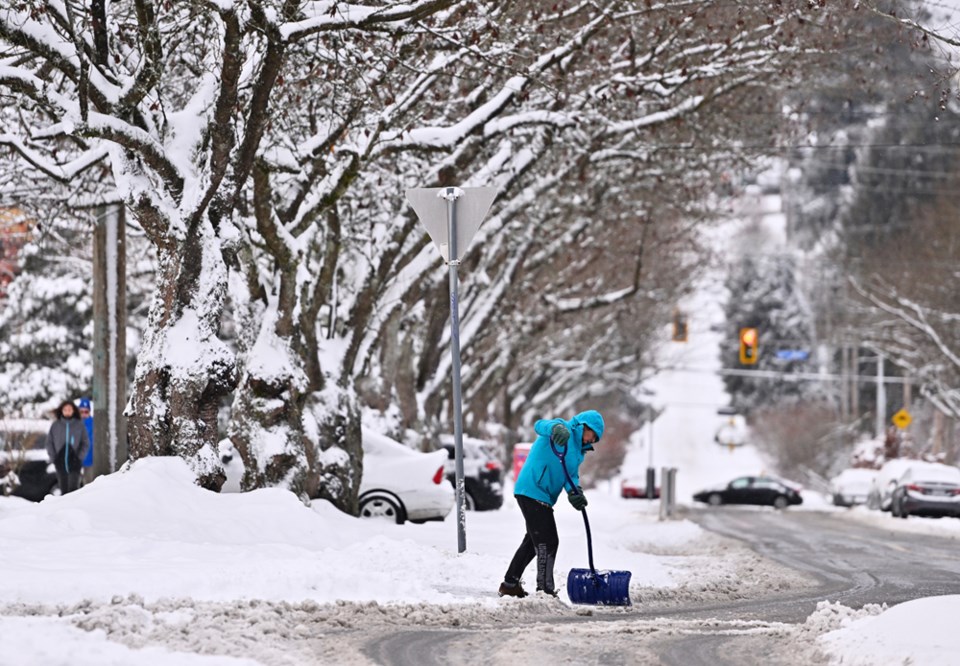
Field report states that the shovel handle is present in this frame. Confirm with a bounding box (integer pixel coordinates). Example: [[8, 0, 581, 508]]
[[550, 438, 598, 576], [580, 506, 597, 575]]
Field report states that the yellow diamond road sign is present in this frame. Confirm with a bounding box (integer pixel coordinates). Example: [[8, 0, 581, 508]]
[[892, 409, 912, 429]]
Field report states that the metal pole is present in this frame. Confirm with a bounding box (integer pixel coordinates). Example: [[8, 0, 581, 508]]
[[645, 411, 655, 499], [659, 466, 668, 521], [876, 353, 885, 439], [442, 187, 467, 554], [668, 468, 677, 517], [648, 414, 654, 468]]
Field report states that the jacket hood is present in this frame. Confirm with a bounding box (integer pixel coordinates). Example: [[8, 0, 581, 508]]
[[574, 410, 605, 450]]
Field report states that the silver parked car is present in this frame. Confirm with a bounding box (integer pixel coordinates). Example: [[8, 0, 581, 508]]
[[866, 459, 915, 511], [890, 462, 960, 519]]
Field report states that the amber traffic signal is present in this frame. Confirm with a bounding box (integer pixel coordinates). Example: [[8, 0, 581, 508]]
[[739, 327, 758, 365]]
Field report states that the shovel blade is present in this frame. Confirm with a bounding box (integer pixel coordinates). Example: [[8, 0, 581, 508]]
[[566, 568, 632, 606]]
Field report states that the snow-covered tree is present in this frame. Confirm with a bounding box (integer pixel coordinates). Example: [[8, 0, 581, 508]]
[[1, 1, 858, 507]]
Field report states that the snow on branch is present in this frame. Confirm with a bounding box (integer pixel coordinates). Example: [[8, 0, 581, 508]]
[[380, 10, 609, 151], [604, 95, 705, 136], [850, 278, 960, 372], [382, 76, 529, 149], [543, 286, 637, 313], [0, 136, 108, 182], [0, 64, 182, 197], [280, 0, 458, 41], [862, 1, 960, 48], [484, 111, 578, 137]]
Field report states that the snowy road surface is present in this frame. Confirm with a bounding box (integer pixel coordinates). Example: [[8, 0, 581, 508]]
[[691, 507, 960, 619], [361, 507, 960, 666]]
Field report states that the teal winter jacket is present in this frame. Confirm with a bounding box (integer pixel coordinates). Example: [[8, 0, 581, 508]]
[[514, 410, 605, 506]]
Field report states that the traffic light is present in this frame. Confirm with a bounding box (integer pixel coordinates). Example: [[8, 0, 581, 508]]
[[672, 311, 688, 342], [739, 327, 758, 365]]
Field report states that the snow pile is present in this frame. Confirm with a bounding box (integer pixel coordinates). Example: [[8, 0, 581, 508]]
[[818, 597, 960, 666]]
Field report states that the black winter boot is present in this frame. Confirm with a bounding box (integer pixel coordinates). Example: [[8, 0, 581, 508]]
[[498, 581, 528, 598]]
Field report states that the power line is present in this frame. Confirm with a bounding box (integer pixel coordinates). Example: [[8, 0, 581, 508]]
[[665, 365, 910, 384], [642, 140, 960, 152]]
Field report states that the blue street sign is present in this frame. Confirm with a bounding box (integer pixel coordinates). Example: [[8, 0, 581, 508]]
[[776, 349, 809, 361]]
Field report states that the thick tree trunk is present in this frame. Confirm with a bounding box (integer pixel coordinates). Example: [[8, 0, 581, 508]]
[[227, 265, 363, 512], [229, 337, 363, 513], [127, 228, 236, 491], [227, 310, 308, 494], [305, 387, 362, 515]]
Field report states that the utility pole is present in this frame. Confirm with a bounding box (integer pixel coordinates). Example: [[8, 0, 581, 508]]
[[839, 344, 849, 423], [91, 204, 127, 480], [875, 353, 885, 439], [849, 345, 859, 424]]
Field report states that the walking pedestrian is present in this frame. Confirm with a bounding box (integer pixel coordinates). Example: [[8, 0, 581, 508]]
[[45, 400, 91, 495]]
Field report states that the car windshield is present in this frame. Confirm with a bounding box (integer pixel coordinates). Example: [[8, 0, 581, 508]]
[[903, 465, 960, 484]]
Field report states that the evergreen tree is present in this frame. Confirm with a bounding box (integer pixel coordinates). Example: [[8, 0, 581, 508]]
[[0, 217, 92, 417]]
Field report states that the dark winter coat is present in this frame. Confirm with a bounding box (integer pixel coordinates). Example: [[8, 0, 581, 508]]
[[46, 418, 91, 474], [514, 410, 605, 506]]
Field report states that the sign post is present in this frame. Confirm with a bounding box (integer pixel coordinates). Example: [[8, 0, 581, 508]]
[[406, 186, 497, 554]]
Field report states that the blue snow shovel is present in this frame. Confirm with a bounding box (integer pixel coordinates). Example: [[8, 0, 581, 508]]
[[552, 440, 632, 606]]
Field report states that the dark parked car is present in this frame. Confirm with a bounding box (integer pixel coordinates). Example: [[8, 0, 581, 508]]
[[693, 475, 803, 509], [0, 419, 59, 502], [440, 436, 504, 511], [890, 462, 960, 519]]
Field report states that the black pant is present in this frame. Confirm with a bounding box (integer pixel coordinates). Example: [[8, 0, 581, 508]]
[[504, 494, 560, 592], [55, 469, 81, 494]]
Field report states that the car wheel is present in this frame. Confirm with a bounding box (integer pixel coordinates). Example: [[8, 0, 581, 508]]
[[773, 495, 789, 510], [899, 502, 908, 519], [707, 493, 723, 507], [464, 490, 476, 511], [359, 494, 404, 524], [891, 499, 900, 517]]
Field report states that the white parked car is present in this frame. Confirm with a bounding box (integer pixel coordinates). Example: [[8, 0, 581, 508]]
[[866, 459, 916, 511], [218, 428, 454, 525], [359, 427, 453, 524], [829, 468, 877, 507]]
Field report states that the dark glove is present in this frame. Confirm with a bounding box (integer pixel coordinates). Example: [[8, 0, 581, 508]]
[[551, 423, 570, 447], [568, 488, 588, 511]]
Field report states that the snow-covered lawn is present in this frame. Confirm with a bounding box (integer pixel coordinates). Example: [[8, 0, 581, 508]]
[[0, 457, 958, 665]]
